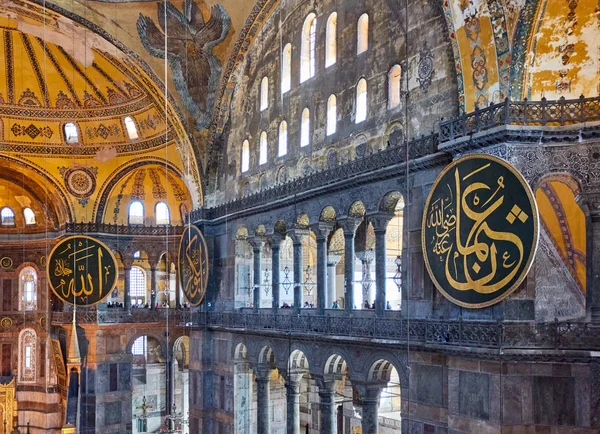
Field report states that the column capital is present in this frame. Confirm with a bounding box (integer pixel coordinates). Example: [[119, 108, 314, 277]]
[[267, 232, 284, 248], [355, 250, 375, 262], [314, 375, 338, 392], [122, 257, 134, 269], [327, 254, 342, 265], [248, 236, 266, 250], [340, 216, 363, 236], [254, 364, 274, 381], [577, 190, 600, 219], [311, 222, 334, 240], [368, 212, 394, 233], [353, 382, 385, 401], [288, 228, 309, 244]]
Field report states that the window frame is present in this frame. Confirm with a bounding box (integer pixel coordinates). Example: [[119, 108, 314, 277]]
[[155, 202, 170, 225], [259, 132, 268, 165], [300, 13, 317, 83], [357, 13, 369, 55], [260, 77, 269, 111], [281, 43, 292, 94], [278, 121, 288, 157], [355, 78, 368, 124], [241, 140, 250, 173], [301, 108, 310, 147], [128, 201, 144, 225], [388, 65, 402, 109], [124, 116, 139, 140], [23, 207, 36, 225], [0, 207, 15, 226], [63, 122, 79, 144], [327, 95, 337, 136], [325, 13, 337, 68]]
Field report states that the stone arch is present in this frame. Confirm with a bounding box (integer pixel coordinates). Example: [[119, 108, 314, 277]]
[[126, 330, 167, 358], [296, 213, 310, 229], [257, 344, 276, 367], [320, 206, 336, 223], [234, 342, 248, 361], [288, 349, 310, 371], [255, 224, 267, 237], [360, 352, 408, 386], [274, 219, 287, 236], [172, 336, 190, 368], [348, 201, 366, 218], [379, 191, 405, 215]]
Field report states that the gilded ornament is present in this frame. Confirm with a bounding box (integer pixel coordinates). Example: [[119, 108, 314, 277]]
[[178, 225, 209, 306], [422, 154, 539, 308]]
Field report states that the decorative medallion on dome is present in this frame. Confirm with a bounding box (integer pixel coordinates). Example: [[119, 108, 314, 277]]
[[0, 257, 12, 269], [178, 225, 209, 306], [0, 317, 12, 330], [59, 166, 98, 205]]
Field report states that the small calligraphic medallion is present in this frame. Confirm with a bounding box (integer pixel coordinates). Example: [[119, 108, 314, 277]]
[[422, 154, 539, 308], [47, 236, 118, 307], [178, 225, 209, 306]]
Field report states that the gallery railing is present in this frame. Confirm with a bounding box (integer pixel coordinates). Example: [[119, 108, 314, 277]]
[[64, 223, 185, 236], [197, 312, 600, 351], [189, 133, 439, 221], [439, 95, 600, 142], [51, 309, 193, 325]]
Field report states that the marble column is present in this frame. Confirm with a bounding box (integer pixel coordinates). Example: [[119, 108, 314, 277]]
[[256, 374, 271, 434], [150, 266, 157, 310], [123, 261, 132, 312], [290, 230, 307, 313], [326, 255, 341, 308], [370, 215, 391, 316], [270, 235, 283, 313], [249, 238, 265, 312], [175, 269, 181, 309], [318, 379, 337, 434], [360, 386, 382, 434], [342, 218, 362, 312], [286, 378, 301, 434], [312, 223, 333, 315]]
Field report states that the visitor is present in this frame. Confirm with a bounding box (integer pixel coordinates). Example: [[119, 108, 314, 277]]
[[364, 300, 370, 310], [304, 301, 310, 308], [386, 301, 391, 310], [331, 300, 339, 309]]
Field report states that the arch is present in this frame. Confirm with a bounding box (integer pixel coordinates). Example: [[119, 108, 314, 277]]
[[357, 13, 369, 55], [235, 226, 249, 240], [234, 343, 248, 361], [259, 132, 268, 165], [0, 207, 15, 226], [19, 266, 37, 311], [355, 78, 368, 123], [324, 353, 349, 377], [93, 159, 192, 223], [388, 65, 402, 109], [260, 76, 269, 111], [327, 95, 337, 136], [274, 219, 287, 236], [301, 108, 310, 147], [255, 224, 267, 237], [130, 266, 147, 306], [23, 207, 36, 225], [296, 213, 310, 229], [173, 336, 190, 368], [361, 352, 408, 385], [348, 201, 366, 218], [124, 116, 139, 140], [281, 43, 292, 94], [325, 13, 337, 68], [320, 205, 336, 223], [126, 331, 166, 357], [18, 328, 36, 382], [278, 121, 288, 157], [155, 202, 170, 225], [379, 191, 405, 215], [258, 345, 276, 367], [300, 13, 317, 82], [289, 349, 309, 372]]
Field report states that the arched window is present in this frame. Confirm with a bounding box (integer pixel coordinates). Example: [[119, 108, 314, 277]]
[[356, 78, 368, 123], [301, 14, 317, 83], [278, 121, 288, 157], [301, 108, 310, 147], [259, 132, 268, 165], [327, 95, 337, 136], [1, 207, 15, 225], [241, 140, 250, 173], [130, 266, 146, 305], [325, 13, 337, 68], [388, 65, 402, 109], [64, 122, 78, 144], [155, 202, 170, 225], [19, 267, 37, 311], [23, 208, 36, 225], [19, 329, 36, 382], [260, 77, 269, 111], [124, 116, 139, 140], [281, 43, 292, 94], [129, 201, 144, 225], [131, 336, 147, 356], [357, 14, 369, 55]]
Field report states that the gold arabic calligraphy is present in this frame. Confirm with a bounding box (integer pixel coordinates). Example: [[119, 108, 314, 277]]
[[426, 164, 525, 294], [52, 240, 112, 301], [184, 234, 207, 300]]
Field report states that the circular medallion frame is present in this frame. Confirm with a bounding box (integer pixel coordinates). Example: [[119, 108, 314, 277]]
[[178, 225, 209, 307], [421, 153, 539, 308], [47, 235, 118, 307], [64, 167, 96, 199]]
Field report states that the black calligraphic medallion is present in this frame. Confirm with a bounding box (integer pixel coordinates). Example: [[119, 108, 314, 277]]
[[178, 225, 209, 306], [47, 236, 118, 307], [422, 154, 539, 308]]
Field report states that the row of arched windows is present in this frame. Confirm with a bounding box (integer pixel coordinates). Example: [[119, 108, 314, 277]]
[[0, 206, 36, 226], [63, 116, 139, 144], [243, 66, 401, 173], [128, 201, 170, 225]]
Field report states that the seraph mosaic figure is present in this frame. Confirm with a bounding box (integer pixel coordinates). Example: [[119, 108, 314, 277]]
[[137, 0, 230, 130]]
